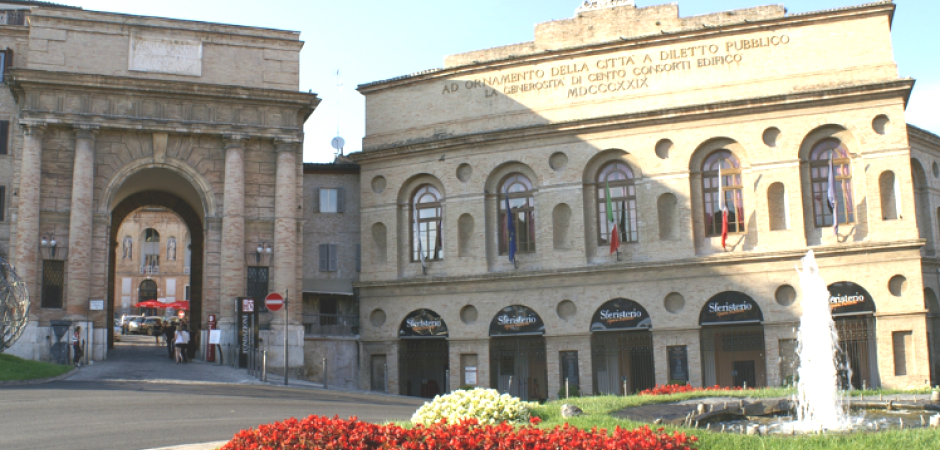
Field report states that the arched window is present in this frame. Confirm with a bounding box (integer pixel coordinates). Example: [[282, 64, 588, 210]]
[[411, 185, 443, 262], [702, 150, 744, 236], [597, 162, 638, 245], [139, 279, 158, 303], [141, 228, 160, 271], [499, 174, 536, 254], [809, 139, 854, 227]]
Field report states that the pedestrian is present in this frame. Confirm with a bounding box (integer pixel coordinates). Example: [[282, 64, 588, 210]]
[[174, 326, 186, 364], [71, 326, 84, 367], [180, 326, 190, 363], [164, 320, 177, 360], [153, 319, 163, 346]]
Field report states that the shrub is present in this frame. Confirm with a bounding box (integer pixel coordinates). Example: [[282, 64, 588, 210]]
[[557, 384, 581, 398], [411, 388, 537, 426], [639, 384, 748, 396], [221, 415, 699, 450]]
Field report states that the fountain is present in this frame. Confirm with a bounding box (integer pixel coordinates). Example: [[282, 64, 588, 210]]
[[792, 250, 851, 431]]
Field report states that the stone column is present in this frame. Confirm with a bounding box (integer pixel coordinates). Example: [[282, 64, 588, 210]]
[[219, 136, 247, 328], [13, 123, 45, 297], [273, 139, 300, 314], [66, 125, 98, 318]]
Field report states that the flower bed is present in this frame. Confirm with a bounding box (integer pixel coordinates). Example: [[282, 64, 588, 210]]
[[221, 415, 698, 450], [638, 384, 748, 396], [412, 388, 537, 426]]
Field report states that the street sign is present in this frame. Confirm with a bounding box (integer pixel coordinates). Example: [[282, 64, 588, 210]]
[[265, 292, 284, 311]]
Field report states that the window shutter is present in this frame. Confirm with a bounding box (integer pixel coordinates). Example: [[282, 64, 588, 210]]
[[355, 244, 361, 272], [318, 243, 329, 272], [337, 187, 345, 213], [328, 244, 338, 272], [0, 121, 8, 155], [317, 187, 323, 213]]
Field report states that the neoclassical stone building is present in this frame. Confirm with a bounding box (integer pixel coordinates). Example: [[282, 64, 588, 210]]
[[354, 0, 940, 398], [3, 2, 318, 374]]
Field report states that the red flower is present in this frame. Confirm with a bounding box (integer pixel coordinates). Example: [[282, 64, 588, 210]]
[[529, 417, 542, 426]]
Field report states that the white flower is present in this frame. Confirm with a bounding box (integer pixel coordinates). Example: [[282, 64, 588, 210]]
[[410, 388, 533, 426]]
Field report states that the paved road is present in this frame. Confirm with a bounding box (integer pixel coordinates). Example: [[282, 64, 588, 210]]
[[0, 336, 424, 450]]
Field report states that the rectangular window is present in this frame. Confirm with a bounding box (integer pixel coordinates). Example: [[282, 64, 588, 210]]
[[319, 188, 338, 213], [41, 260, 65, 308], [892, 330, 912, 376], [246, 266, 269, 312], [0, 120, 9, 155], [184, 285, 190, 301], [318, 244, 338, 272], [0, 51, 5, 82], [0, 186, 5, 221]]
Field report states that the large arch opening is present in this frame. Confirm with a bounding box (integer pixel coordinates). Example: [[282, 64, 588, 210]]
[[489, 305, 547, 401], [699, 291, 767, 388], [397, 308, 449, 398], [107, 188, 204, 361], [590, 298, 655, 394]]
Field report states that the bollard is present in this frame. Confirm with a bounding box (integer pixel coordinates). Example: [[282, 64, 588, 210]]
[[623, 379, 627, 396], [262, 350, 267, 382], [508, 376, 513, 395], [323, 357, 328, 390], [444, 369, 450, 393], [566, 377, 569, 399]]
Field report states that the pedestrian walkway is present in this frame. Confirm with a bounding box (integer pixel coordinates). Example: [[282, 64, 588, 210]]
[[66, 334, 263, 385]]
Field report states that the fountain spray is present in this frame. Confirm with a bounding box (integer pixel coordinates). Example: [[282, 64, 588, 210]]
[[795, 250, 849, 430]]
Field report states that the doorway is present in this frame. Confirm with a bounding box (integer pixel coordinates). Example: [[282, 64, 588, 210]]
[[592, 331, 655, 394], [398, 339, 449, 398], [834, 315, 877, 389], [701, 325, 767, 388], [490, 336, 547, 401]]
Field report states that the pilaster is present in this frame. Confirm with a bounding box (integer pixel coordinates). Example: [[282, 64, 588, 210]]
[[273, 138, 301, 325], [219, 135, 247, 326], [14, 123, 46, 302], [66, 125, 98, 318]]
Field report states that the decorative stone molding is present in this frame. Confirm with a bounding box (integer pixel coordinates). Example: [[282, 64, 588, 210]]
[[72, 124, 99, 140], [222, 135, 249, 150], [20, 122, 46, 136], [274, 138, 302, 153]]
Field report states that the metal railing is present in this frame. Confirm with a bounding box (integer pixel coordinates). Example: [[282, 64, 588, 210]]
[[140, 265, 160, 274], [302, 314, 359, 336], [0, 11, 28, 26]]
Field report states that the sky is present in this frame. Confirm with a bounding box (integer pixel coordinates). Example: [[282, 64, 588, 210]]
[[56, 0, 940, 163]]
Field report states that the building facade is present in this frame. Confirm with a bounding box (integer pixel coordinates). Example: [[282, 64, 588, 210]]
[[3, 1, 318, 375], [354, 0, 939, 398]]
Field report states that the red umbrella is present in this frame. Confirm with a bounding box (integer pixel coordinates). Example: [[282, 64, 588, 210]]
[[166, 301, 190, 310], [134, 300, 164, 308]]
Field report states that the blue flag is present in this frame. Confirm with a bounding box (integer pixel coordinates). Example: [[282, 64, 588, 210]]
[[505, 195, 516, 263]]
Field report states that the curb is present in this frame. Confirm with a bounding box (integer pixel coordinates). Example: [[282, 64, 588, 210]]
[[0, 368, 76, 387], [139, 440, 228, 450]]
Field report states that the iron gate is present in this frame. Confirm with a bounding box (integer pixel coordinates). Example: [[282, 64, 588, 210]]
[[490, 336, 547, 401], [399, 339, 449, 398], [591, 331, 655, 394], [701, 325, 767, 388], [834, 315, 877, 389]]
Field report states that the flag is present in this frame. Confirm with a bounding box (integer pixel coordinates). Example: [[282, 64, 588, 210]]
[[414, 205, 426, 268], [505, 195, 516, 263], [434, 218, 442, 257], [620, 199, 627, 243], [827, 154, 839, 236], [605, 181, 620, 254], [719, 163, 728, 250]]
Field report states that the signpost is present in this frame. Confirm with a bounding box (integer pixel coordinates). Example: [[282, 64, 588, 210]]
[[265, 291, 288, 385]]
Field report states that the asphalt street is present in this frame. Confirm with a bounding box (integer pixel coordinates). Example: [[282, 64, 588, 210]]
[[0, 336, 424, 450]]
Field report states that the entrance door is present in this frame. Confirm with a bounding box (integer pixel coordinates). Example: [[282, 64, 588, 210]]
[[835, 316, 877, 389], [398, 339, 449, 398], [490, 336, 547, 401], [591, 331, 655, 394], [701, 325, 767, 388], [732, 360, 756, 388], [370, 355, 387, 392]]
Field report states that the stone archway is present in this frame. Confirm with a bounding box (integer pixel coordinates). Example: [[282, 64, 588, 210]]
[[107, 191, 204, 359]]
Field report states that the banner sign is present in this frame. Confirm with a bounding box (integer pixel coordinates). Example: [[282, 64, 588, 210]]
[[236, 297, 258, 368], [590, 298, 652, 331], [827, 282, 876, 316], [399, 309, 448, 338], [699, 291, 764, 325], [489, 305, 544, 336]]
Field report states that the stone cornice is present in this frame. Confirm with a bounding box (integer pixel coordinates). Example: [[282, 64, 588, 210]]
[[6, 68, 318, 138], [354, 238, 924, 290], [358, 2, 895, 93], [350, 79, 914, 163], [908, 123, 940, 149]]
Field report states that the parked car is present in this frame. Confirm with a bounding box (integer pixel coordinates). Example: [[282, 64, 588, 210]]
[[127, 317, 148, 334], [137, 317, 164, 335]]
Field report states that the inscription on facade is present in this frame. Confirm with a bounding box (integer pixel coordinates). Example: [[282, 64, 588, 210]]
[[129, 35, 203, 77], [441, 34, 790, 99]]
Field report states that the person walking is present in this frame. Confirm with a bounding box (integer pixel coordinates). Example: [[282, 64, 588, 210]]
[[164, 321, 177, 360], [71, 326, 84, 367], [179, 326, 190, 363], [174, 326, 186, 364], [152, 319, 163, 346]]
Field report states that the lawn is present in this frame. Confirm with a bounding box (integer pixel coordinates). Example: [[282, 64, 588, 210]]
[[530, 388, 939, 450], [0, 353, 73, 382]]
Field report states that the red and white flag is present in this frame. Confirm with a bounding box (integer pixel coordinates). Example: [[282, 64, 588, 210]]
[[718, 163, 728, 250]]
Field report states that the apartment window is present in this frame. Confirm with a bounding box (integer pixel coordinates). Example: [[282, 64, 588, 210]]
[[0, 120, 9, 155], [597, 161, 638, 245], [498, 173, 536, 254], [809, 139, 854, 227], [41, 260, 65, 308], [702, 150, 745, 236], [0, 49, 10, 82], [319, 187, 345, 213], [411, 184, 443, 262], [319, 243, 338, 272]]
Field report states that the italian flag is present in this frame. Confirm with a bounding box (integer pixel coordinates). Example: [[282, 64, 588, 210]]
[[606, 181, 620, 254], [718, 163, 729, 250]]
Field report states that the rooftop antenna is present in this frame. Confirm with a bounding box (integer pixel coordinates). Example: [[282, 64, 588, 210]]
[[331, 69, 345, 157]]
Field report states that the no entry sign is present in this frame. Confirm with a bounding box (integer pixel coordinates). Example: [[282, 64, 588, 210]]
[[265, 293, 284, 311]]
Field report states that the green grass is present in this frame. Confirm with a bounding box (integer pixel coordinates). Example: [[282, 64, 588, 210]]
[[0, 353, 73, 382], [529, 388, 939, 450]]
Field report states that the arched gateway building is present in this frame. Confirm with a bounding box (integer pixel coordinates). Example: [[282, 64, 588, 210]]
[[1, 2, 318, 374], [353, 0, 940, 396]]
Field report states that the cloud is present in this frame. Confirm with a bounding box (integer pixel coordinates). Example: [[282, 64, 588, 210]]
[[906, 81, 940, 135]]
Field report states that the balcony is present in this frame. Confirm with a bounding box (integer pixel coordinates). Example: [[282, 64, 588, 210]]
[[0, 11, 28, 26], [140, 265, 160, 275], [302, 314, 359, 337]]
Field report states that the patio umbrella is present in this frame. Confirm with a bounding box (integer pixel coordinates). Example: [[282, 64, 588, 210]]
[[166, 301, 190, 310], [134, 300, 164, 308]]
